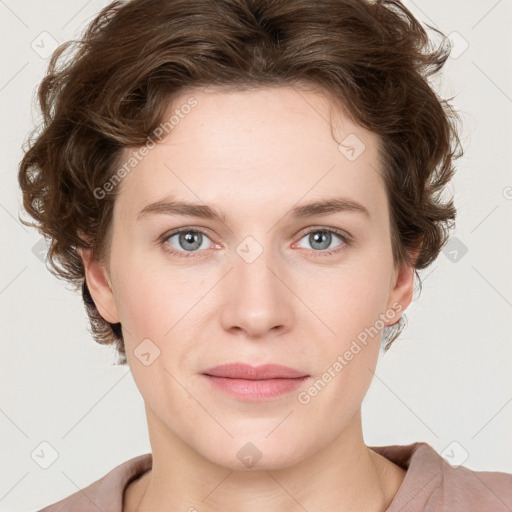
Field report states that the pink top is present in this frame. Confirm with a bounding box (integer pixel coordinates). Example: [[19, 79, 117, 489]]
[[36, 442, 512, 511]]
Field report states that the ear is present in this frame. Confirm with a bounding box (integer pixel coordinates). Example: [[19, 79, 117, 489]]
[[80, 247, 120, 324], [384, 251, 418, 326]]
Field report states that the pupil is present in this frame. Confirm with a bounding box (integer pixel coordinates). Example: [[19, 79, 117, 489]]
[[181, 231, 201, 251], [312, 231, 330, 250]]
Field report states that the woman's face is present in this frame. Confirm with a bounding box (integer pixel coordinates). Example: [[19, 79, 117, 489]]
[[84, 85, 414, 470]]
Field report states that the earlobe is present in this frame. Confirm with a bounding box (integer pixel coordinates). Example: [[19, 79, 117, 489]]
[[79, 248, 120, 324]]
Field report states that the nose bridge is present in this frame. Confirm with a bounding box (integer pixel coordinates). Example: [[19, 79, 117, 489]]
[[219, 233, 294, 336], [235, 232, 284, 301]]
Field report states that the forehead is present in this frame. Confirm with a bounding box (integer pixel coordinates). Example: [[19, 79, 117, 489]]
[[114, 86, 386, 224]]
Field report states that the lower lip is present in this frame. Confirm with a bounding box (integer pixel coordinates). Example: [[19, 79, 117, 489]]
[[202, 375, 309, 401]]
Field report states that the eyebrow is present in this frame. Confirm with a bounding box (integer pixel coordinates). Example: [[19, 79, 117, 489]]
[[137, 196, 371, 222]]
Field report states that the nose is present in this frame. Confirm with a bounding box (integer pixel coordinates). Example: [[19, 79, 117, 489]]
[[219, 243, 295, 339]]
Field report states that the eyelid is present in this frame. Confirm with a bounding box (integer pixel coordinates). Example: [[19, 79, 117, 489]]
[[294, 225, 353, 242]]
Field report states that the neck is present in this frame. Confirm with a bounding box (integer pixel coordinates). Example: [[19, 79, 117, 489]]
[[124, 408, 406, 512]]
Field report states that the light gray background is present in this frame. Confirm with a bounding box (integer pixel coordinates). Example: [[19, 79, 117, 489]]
[[1, 0, 511, 510]]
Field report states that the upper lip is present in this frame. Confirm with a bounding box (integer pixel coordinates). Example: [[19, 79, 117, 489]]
[[202, 363, 308, 380]]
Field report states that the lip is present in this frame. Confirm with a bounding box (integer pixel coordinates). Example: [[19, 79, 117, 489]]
[[201, 363, 310, 401], [202, 363, 308, 379]]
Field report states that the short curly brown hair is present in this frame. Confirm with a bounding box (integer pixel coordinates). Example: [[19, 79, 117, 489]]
[[18, 0, 462, 365]]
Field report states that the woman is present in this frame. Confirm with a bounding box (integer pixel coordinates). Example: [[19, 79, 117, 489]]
[[18, 0, 512, 510]]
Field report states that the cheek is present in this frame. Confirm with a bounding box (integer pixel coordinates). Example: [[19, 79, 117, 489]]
[[117, 269, 193, 407], [110, 257, 181, 350], [115, 278, 164, 338], [113, 261, 213, 387], [297, 288, 383, 426], [296, 256, 390, 401], [299, 256, 392, 341]]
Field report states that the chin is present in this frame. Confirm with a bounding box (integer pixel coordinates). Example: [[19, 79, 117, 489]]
[[197, 433, 314, 472]]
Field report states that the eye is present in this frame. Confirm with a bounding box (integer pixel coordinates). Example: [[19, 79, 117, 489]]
[[159, 226, 352, 259], [160, 228, 216, 258], [294, 227, 351, 257]]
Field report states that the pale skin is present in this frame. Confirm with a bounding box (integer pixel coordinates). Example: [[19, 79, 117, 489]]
[[81, 85, 415, 511]]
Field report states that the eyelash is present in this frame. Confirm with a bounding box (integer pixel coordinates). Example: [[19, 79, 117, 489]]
[[158, 226, 352, 259]]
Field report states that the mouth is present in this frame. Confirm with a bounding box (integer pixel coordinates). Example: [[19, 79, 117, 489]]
[[201, 363, 310, 401], [202, 363, 309, 379]]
